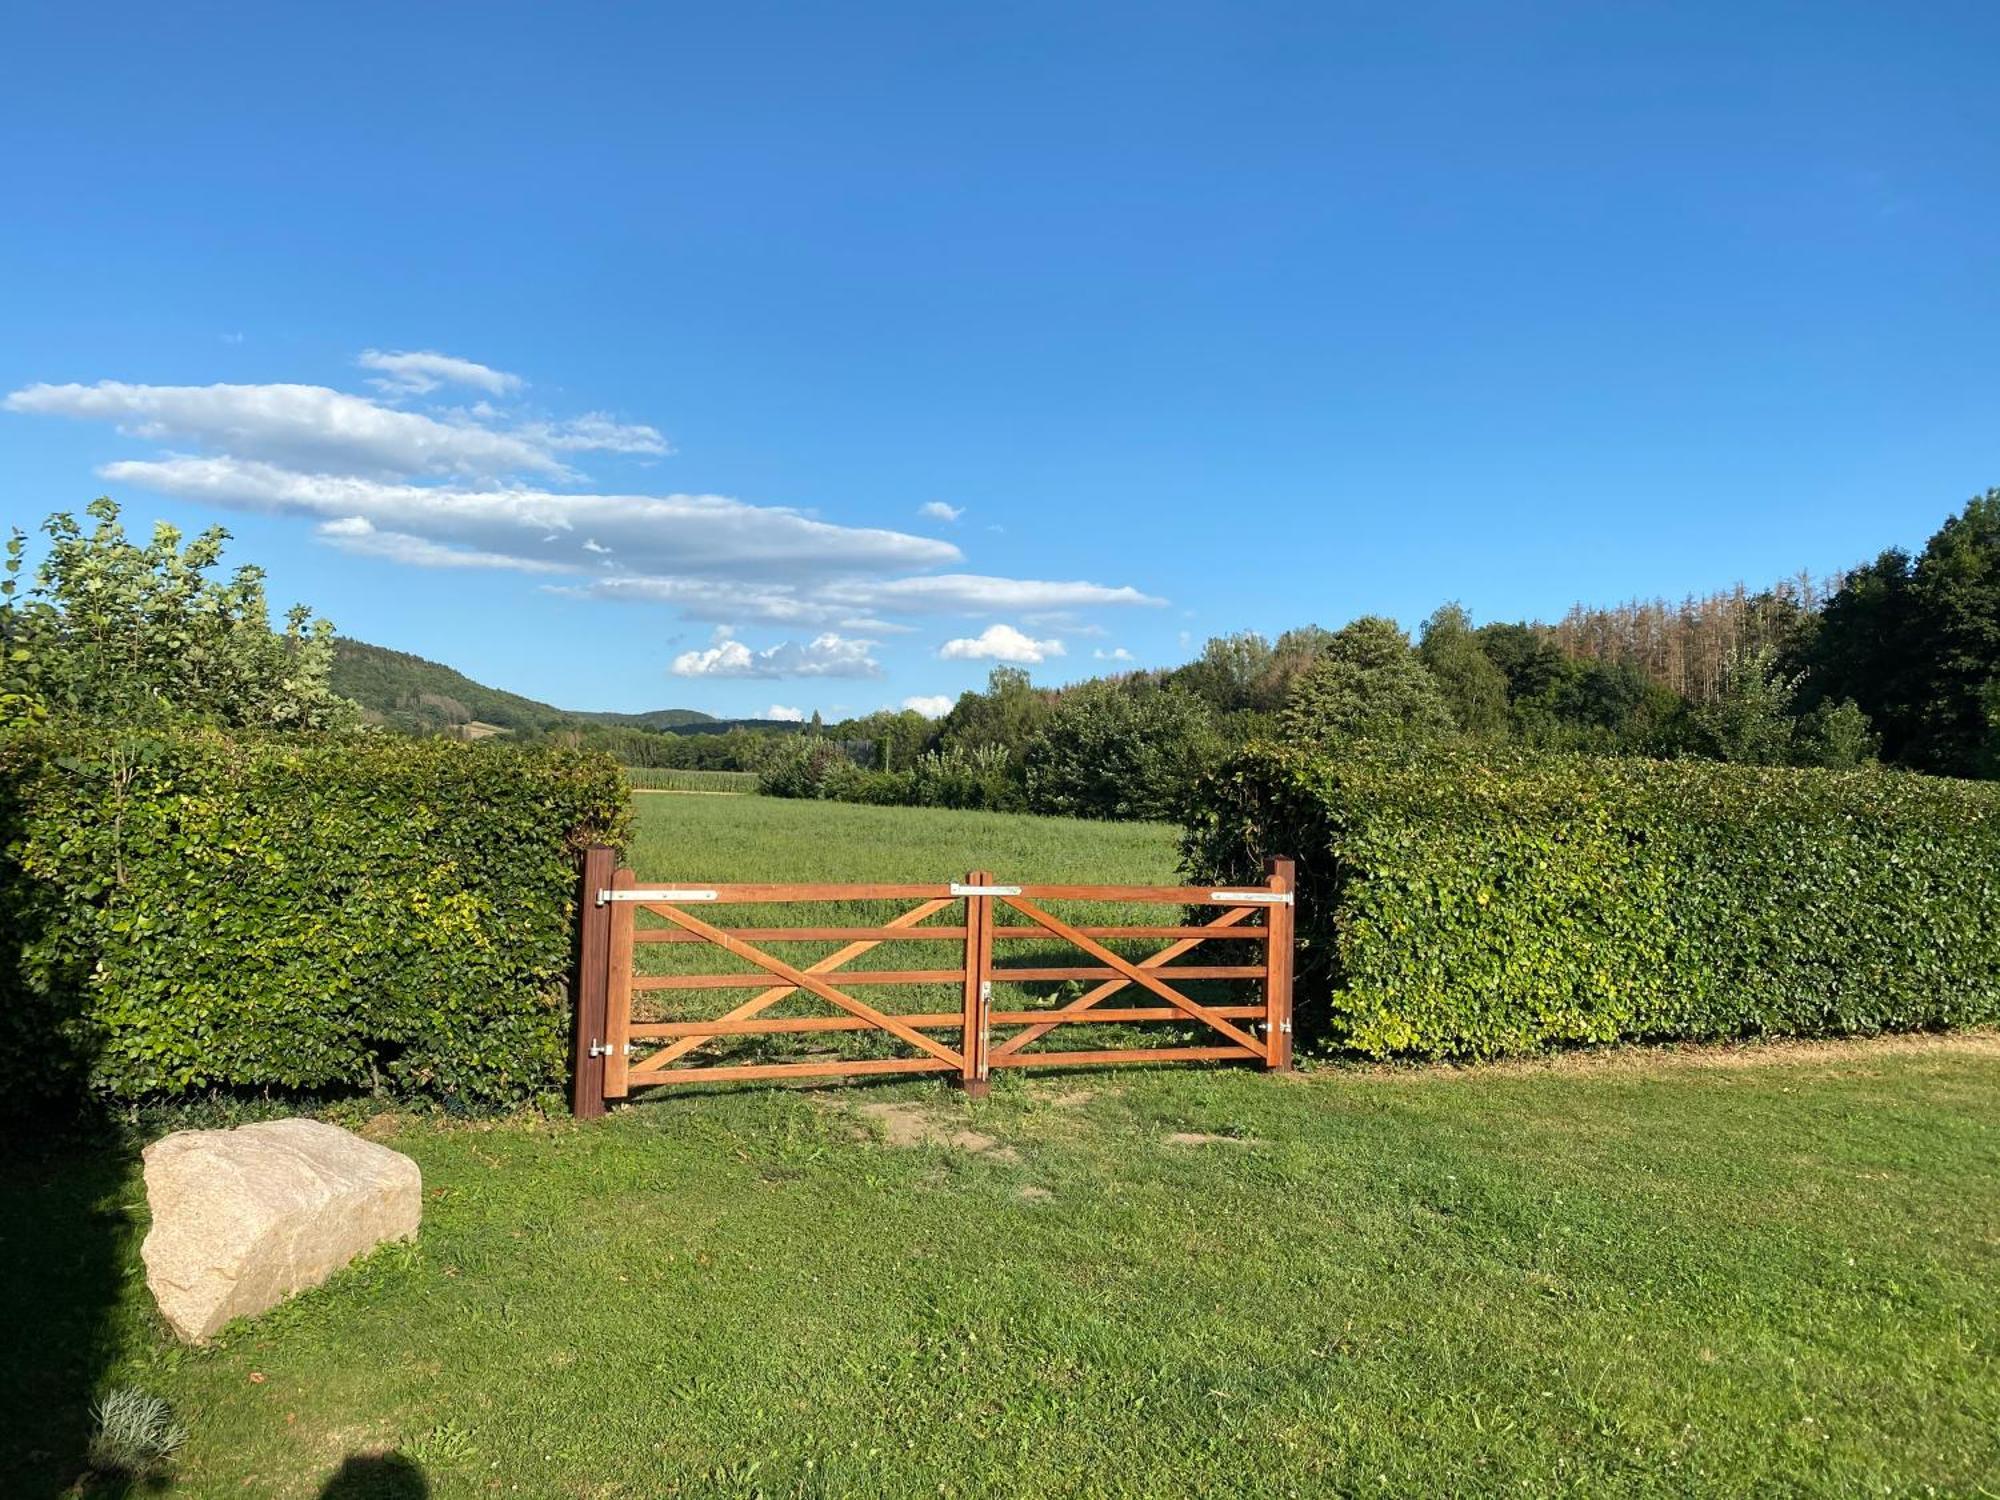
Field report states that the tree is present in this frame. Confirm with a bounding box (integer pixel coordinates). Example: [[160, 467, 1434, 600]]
[[1277, 616, 1455, 746], [1683, 646, 1875, 768], [1172, 632, 1275, 714], [1807, 490, 2000, 777], [936, 666, 1053, 769], [1684, 648, 1804, 765], [1, 499, 358, 731], [1418, 604, 1508, 737], [1024, 682, 1220, 821]]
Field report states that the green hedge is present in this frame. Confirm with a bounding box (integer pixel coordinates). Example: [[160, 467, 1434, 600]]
[[0, 726, 628, 1116], [1183, 743, 2000, 1057]]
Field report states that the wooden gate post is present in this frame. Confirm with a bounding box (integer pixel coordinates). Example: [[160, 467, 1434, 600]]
[[1263, 855, 1295, 1072], [571, 844, 616, 1119], [956, 869, 993, 1097]]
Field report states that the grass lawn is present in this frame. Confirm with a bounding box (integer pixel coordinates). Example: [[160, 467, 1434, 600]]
[[5, 796, 1998, 1497]]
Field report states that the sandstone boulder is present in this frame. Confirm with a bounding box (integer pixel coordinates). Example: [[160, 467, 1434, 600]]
[[141, 1118, 421, 1342]]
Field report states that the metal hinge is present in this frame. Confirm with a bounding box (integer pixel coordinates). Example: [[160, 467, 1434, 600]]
[[599, 888, 720, 906], [588, 1040, 634, 1058], [952, 883, 1023, 897], [1255, 1020, 1295, 1035]]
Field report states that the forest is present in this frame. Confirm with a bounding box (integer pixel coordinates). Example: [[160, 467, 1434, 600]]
[[746, 487, 2000, 819]]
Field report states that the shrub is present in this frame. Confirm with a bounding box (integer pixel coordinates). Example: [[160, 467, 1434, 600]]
[[1183, 742, 2000, 1057], [88, 1389, 188, 1479], [0, 725, 628, 1117]]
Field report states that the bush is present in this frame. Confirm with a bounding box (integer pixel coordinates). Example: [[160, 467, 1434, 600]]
[[0, 726, 628, 1117], [1183, 742, 2000, 1057]]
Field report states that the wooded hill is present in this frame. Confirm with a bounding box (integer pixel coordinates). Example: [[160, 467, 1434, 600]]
[[330, 639, 757, 737]]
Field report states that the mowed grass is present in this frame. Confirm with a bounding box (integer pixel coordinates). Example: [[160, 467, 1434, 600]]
[[5, 796, 1998, 1497]]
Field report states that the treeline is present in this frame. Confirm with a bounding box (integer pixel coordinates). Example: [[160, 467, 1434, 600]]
[[761, 489, 2000, 818]]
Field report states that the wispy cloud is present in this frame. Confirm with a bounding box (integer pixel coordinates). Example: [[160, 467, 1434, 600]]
[[938, 623, 1065, 664], [5, 357, 1163, 639], [358, 349, 523, 396], [671, 629, 882, 679], [918, 501, 963, 523], [315, 516, 576, 574], [9, 381, 573, 479], [1092, 646, 1135, 662]]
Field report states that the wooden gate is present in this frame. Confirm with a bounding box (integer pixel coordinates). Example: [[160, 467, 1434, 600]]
[[568, 846, 1294, 1117]]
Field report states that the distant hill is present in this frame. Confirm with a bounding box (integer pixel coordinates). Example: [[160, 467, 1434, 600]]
[[573, 707, 722, 731], [331, 639, 730, 737]]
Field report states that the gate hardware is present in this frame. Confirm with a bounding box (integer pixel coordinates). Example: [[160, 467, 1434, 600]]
[[599, 888, 719, 906], [951, 883, 1023, 896], [1210, 891, 1293, 905]]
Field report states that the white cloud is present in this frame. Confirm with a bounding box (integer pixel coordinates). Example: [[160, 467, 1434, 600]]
[[902, 694, 955, 718], [358, 349, 523, 396], [827, 574, 1163, 615], [918, 501, 963, 523], [314, 516, 576, 574], [764, 704, 806, 722], [514, 413, 670, 456], [671, 630, 882, 679], [10, 381, 571, 480], [939, 623, 1065, 664], [6, 363, 1166, 645], [96, 457, 961, 581], [1093, 646, 1135, 662]]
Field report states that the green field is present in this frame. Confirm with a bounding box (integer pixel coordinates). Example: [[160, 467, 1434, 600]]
[[622, 794, 1213, 1073], [6, 796, 1998, 1497]]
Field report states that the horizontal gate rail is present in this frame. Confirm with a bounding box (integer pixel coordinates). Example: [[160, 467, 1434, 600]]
[[570, 849, 1295, 1115]]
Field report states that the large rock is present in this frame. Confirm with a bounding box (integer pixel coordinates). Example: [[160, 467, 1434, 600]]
[[141, 1118, 421, 1342]]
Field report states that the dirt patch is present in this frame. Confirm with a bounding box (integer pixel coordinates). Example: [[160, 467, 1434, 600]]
[[356, 1112, 406, 1141], [1039, 1086, 1109, 1109], [1319, 1029, 2000, 1083], [1165, 1132, 1261, 1147], [1016, 1185, 1054, 1203], [857, 1102, 1020, 1161]]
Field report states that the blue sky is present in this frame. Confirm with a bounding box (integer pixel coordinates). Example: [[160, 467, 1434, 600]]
[[4, 2, 1996, 719]]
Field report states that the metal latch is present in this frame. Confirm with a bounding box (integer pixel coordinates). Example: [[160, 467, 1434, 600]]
[[1209, 890, 1294, 905], [599, 888, 720, 906]]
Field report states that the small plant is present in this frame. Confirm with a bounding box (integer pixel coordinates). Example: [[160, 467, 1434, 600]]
[[87, 1388, 188, 1478]]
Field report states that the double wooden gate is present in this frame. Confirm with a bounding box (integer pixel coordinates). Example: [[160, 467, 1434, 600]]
[[569, 846, 1294, 1116]]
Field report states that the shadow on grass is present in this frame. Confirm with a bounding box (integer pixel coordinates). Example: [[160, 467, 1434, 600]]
[[0, 770, 146, 1494], [319, 1451, 429, 1498], [0, 1131, 137, 1495]]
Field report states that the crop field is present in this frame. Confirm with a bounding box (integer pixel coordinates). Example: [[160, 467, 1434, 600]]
[[6, 796, 1997, 1497], [622, 766, 761, 794]]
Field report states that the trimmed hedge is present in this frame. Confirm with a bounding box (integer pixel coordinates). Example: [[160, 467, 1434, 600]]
[[0, 726, 628, 1116], [1183, 743, 2000, 1057]]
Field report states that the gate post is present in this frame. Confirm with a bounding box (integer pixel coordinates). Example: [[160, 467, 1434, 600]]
[[571, 844, 616, 1119], [956, 868, 993, 1097], [1263, 855, 1295, 1073]]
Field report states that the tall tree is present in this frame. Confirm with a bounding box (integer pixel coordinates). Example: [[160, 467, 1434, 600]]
[[1278, 616, 1455, 746], [1808, 490, 2000, 777], [1419, 604, 1509, 737]]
